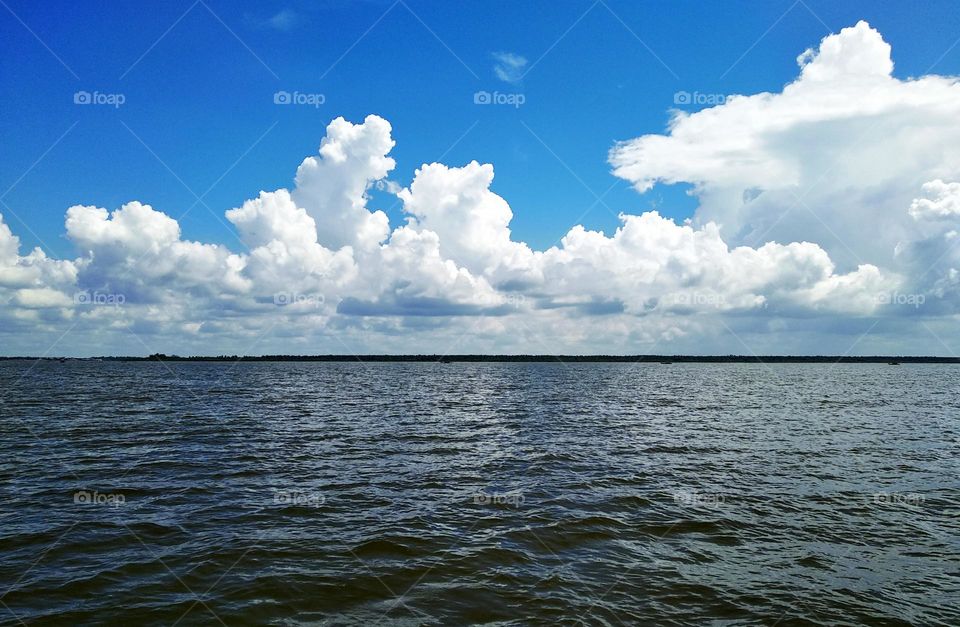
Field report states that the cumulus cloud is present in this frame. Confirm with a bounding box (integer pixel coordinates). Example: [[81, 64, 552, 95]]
[[0, 213, 76, 311], [909, 180, 960, 221], [5, 22, 960, 355], [537, 212, 893, 317], [225, 189, 356, 298], [398, 161, 537, 279], [610, 20, 960, 276], [607, 19, 960, 334], [66, 201, 249, 303], [292, 115, 394, 252]]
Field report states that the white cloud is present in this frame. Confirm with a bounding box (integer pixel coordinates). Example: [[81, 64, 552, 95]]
[[537, 212, 893, 317], [265, 9, 297, 31], [226, 188, 356, 298], [909, 180, 960, 221], [796, 19, 893, 81], [610, 21, 960, 277], [0, 213, 76, 321], [398, 160, 537, 280], [4, 23, 960, 354], [13, 287, 73, 309], [65, 201, 249, 303], [292, 115, 394, 252], [492, 51, 527, 84]]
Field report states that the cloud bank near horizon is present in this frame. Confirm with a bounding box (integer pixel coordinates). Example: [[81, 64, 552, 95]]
[[2, 21, 960, 355]]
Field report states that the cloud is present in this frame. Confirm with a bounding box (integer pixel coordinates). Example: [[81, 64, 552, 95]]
[[909, 180, 960, 221], [225, 188, 356, 297], [492, 52, 527, 84], [66, 201, 248, 304], [5, 22, 960, 355], [292, 115, 394, 251], [398, 160, 537, 280], [609, 20, 960, 277], [0, 213, 76, 311], [265, 9, 297, 31]]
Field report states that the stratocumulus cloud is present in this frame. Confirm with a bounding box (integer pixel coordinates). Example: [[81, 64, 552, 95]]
[[2, 22, 959, 355]]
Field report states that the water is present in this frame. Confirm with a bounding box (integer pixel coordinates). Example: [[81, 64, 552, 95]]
[[0, 361, 957, 625]]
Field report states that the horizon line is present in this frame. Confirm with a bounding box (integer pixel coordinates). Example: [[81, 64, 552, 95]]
[[2, 354, 958, 363]]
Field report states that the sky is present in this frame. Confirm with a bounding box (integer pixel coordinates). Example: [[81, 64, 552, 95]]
[[3, 0, 960, 356]]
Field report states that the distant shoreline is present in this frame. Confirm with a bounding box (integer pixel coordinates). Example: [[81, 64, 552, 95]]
[[1, 354, 957, 363]]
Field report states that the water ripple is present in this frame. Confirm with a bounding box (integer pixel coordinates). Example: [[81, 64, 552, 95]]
[[0, 361, 958, 624]]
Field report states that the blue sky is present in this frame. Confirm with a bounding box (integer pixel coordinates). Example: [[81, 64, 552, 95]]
[[4, 1, 960, 355], [4, 0, 960, 257]]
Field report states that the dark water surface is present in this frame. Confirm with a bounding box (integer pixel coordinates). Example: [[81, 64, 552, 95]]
[[0, 361, 957, 625]]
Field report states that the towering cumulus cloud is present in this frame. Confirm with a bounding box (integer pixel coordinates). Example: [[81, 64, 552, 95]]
[[2, 22, 959, 355], [610, 21, 960, 275], [292, 115, 395, 251]]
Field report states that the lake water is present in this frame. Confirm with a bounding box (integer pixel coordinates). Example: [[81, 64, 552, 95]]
[[0, 361, 957, 625]]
